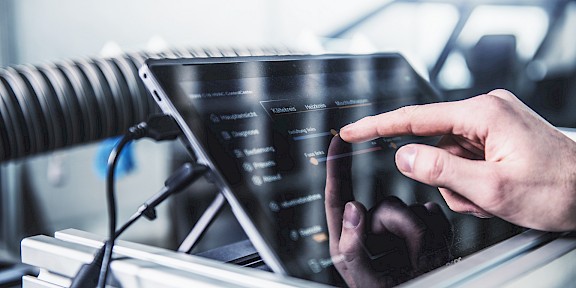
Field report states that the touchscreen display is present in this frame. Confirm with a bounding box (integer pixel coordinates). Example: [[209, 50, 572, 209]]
[[144, 54, 522, 286]]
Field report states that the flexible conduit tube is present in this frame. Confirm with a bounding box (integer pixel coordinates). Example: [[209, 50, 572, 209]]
[[0, 53, 154, 162], [0, 47, 299, 162]]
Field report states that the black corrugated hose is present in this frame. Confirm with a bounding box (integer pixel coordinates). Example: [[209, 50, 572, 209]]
[[0, 46, 298, 162]]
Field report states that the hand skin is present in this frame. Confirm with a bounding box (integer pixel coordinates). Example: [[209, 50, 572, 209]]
[[340, 89, 576, 232], [325, 136, 452, 288]]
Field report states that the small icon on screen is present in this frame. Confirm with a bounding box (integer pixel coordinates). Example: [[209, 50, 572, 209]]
[[290, 230, 299, 241], [243, 162, 254, 172], [269, 201, 280, 212], [221, 131, 231, 140], [233, 149, 245, 158], [308, 259, 322, 274], [210, 114, 220, 123], [252, 175, 263, 186]]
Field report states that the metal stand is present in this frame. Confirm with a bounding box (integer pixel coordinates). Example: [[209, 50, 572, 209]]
[[177, 193, 227, 253]]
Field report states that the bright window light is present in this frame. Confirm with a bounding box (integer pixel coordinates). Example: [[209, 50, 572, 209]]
[[458, 5, 549, 60], [335, 3, 460, 70]]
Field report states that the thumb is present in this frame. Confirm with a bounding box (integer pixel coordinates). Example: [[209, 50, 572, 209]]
[[338, 202, 385, 288], [395, 144, 494, 206], [339, 202, 371, 269]]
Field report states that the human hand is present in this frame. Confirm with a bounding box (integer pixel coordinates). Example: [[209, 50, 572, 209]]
[[325, 136, 452, 288], [340, 89, 576, 232]]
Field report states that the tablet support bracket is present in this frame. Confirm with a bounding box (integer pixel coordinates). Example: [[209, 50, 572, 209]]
[[177, 193, 227, 253]]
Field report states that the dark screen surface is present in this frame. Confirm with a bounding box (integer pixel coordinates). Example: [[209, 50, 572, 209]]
[[143, 54, 522, 286]]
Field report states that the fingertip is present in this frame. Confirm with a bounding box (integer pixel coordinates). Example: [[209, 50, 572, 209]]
[[340, 122, 354, 132], [396, 145, 417, 173], [338, 123, 355, 143], [328, 132, 351, 149], [340, 116, 376, 143]]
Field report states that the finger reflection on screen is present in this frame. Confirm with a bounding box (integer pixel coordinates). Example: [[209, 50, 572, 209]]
[[325, 135, 453, 287]]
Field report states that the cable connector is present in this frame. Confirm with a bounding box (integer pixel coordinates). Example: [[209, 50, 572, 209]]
[[69, 243, 106, 288], [128, 114, 182, 141], [138, 162, 209, 220]]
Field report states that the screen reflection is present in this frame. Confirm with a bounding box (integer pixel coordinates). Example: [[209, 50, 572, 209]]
[[325, 135, 452, 287]]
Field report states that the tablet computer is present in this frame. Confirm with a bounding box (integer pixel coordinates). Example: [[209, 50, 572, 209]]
[[139, 53, 522, 286]]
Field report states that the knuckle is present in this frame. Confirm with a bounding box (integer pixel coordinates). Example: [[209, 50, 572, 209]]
[[472, 94, 510, 117], [393, 105, 420, 133], [329, 244, 341, 257], [424, 202, 441, 212], [374, 105, 419, 135], [383, 195, 405, 206], [373, 105, 422, 136], [374, 196, 406, 213], [339, 240, 360, 262], [397, 105, 418, 116], [488, 89, 518, 101], [363, 115, 384, 136], [426, 152, 446, 184]]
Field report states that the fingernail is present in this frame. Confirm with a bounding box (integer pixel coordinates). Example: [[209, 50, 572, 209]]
[[397, 146, 417, 173], [343, 203, 360, 229]]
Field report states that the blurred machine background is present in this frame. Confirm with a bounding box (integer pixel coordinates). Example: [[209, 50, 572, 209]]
[[1, 0, 575, 287]]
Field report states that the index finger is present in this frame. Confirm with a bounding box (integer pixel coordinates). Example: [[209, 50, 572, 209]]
[[325, 135, 355, 249], [339, 99, 476, 143]]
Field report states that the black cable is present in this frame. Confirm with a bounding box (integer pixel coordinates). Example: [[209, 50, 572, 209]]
[[68, 114, 186, 288], [97, 162, 208, 287], [99, 114, 185, 288], [97, 134, 132, 288], [70, 162, 208, 288], [117, 162, 209, 236]]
